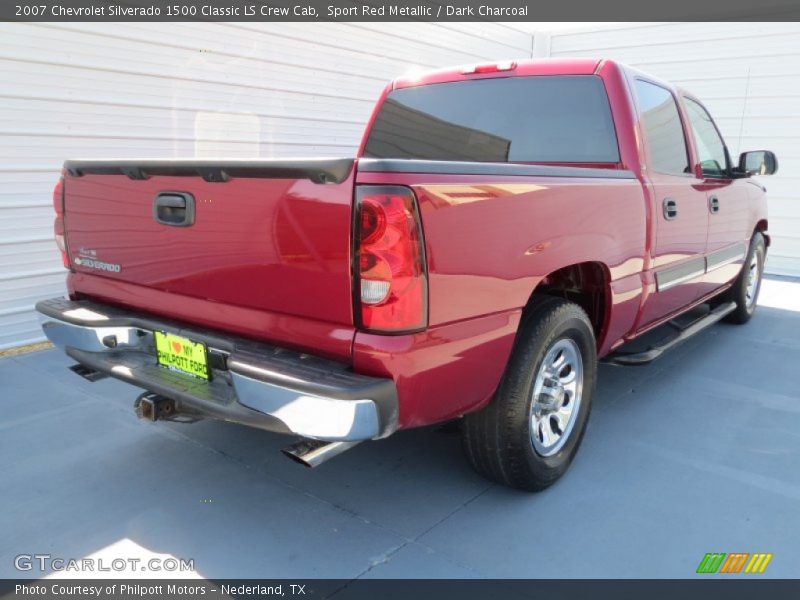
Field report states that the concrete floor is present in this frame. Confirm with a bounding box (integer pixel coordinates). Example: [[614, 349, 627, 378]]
[[1, 278, 798, 580]]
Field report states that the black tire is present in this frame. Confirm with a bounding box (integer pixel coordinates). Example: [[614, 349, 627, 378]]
[[461, 296, 597, 492], [723, 232, 766, 324]]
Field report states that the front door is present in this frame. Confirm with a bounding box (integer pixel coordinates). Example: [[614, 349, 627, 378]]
[[682, 96, 751, 297]]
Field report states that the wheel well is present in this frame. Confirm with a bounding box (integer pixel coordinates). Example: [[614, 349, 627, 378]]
[[755, 219, 770, 246], [525, 262, 609, 346]]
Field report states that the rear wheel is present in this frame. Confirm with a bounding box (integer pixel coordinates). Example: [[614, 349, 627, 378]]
[[723, 232, 765, 324], [461, 297, 596, 492]]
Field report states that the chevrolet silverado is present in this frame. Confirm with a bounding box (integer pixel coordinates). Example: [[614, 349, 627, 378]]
[[37, 58, 777, 491]]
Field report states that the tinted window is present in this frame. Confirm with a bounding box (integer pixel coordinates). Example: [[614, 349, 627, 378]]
[[363, 76, 619, 163], [684, 97, 729, 177], [634, 80, 690, 176]]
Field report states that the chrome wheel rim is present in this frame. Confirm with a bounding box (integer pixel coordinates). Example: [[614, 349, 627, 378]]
[[745, 251, 761, 309], [530, 338, 584, 457]]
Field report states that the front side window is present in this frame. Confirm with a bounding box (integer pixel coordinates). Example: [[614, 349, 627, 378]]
[[684, 97, 729, 178], [634, 80, 690, 176], [363, 75, 620, 163]]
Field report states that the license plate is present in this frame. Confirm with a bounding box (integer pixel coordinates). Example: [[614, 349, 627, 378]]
[[154, 331, 210, 380]]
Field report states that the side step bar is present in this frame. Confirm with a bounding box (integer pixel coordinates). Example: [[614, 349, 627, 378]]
[[603, 301, 737, 366]]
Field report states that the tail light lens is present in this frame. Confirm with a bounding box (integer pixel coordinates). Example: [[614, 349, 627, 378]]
[[52, 175, 69, 269], [355, 186, 427, 333]]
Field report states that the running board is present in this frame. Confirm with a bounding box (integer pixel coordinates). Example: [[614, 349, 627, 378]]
[[603, 302, 736, 366]]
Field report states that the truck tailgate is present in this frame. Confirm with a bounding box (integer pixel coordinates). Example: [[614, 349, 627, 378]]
[[62, 159, 356, 351]]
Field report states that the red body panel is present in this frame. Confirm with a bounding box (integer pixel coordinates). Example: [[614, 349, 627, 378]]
[[61, 58, 769, 431], [64, 171, 355, 329], [67, 272, 355, 361], [353, 310, 522, 427], [355, 171, 647, 344], [352, 170, 647, 425]]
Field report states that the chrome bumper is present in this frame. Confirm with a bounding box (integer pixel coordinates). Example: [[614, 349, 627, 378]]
[[37, 297, 398, 442]]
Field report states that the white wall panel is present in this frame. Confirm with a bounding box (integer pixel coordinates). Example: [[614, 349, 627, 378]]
[[0, 22, 532, 349], [549, 22, 800, 276], [5, 21, 795, 350]]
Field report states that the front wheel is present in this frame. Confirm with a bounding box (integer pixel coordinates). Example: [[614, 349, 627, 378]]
[[461, 297, 597, 492], [723, 232, 766, 324]]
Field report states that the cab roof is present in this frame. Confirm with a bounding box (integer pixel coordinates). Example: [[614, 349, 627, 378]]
[[393, 58, 608, 90]]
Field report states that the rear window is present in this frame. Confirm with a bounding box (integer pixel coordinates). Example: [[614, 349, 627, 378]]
[[363, 75, 620, 163]]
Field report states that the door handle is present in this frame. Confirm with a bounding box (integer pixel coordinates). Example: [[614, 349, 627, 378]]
[[709, 195, 720, 214], [153, 192, 195, 227], [663, 198, 678, 220]]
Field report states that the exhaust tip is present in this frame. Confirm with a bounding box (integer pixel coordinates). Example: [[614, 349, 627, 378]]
[[281, 446, 315, 468], [281, 439, 361, 468]]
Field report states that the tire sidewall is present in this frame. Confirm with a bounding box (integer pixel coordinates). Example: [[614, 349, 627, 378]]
[[743, 235, 766, 316], [514, 307, 597, 476]]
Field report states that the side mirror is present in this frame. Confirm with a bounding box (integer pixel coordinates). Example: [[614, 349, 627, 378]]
[[738, 150, 778, 176]]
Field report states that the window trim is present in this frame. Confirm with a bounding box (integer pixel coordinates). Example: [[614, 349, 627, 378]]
[[633, 77, 694, 178], [682, 95, 733, 180]]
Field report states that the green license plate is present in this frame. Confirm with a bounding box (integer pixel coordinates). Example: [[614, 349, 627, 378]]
[[154, 331, 210, 380]]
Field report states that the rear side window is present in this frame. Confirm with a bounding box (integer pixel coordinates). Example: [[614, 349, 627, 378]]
[[634, 79, 690, 176], [363, 76, 620, 163]]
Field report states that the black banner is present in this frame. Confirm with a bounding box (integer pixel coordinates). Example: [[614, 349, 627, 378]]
[[4, 0, 800, 21]]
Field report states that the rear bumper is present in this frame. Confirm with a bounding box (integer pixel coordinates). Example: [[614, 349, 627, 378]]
[[36, 297, 398, 442]]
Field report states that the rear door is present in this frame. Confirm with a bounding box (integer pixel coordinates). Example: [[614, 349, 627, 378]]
[[633, 79, 709, 329], [682, 96, 751, 296]]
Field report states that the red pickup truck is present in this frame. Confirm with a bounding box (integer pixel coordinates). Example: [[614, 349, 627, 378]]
[[38, 58, 777, 491]]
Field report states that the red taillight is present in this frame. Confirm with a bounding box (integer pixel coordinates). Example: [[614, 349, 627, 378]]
[[355, 186, 427, 333], [52, 175, 69, 269]]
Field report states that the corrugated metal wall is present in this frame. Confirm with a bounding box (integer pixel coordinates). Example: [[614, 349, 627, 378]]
[[0, 22, 533, 349], [3, 22, 798, 349], [547, 22, 800, 277]]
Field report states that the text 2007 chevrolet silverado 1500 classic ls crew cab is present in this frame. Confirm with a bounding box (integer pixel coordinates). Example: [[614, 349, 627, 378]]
[[38, 59, 777, 491]]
